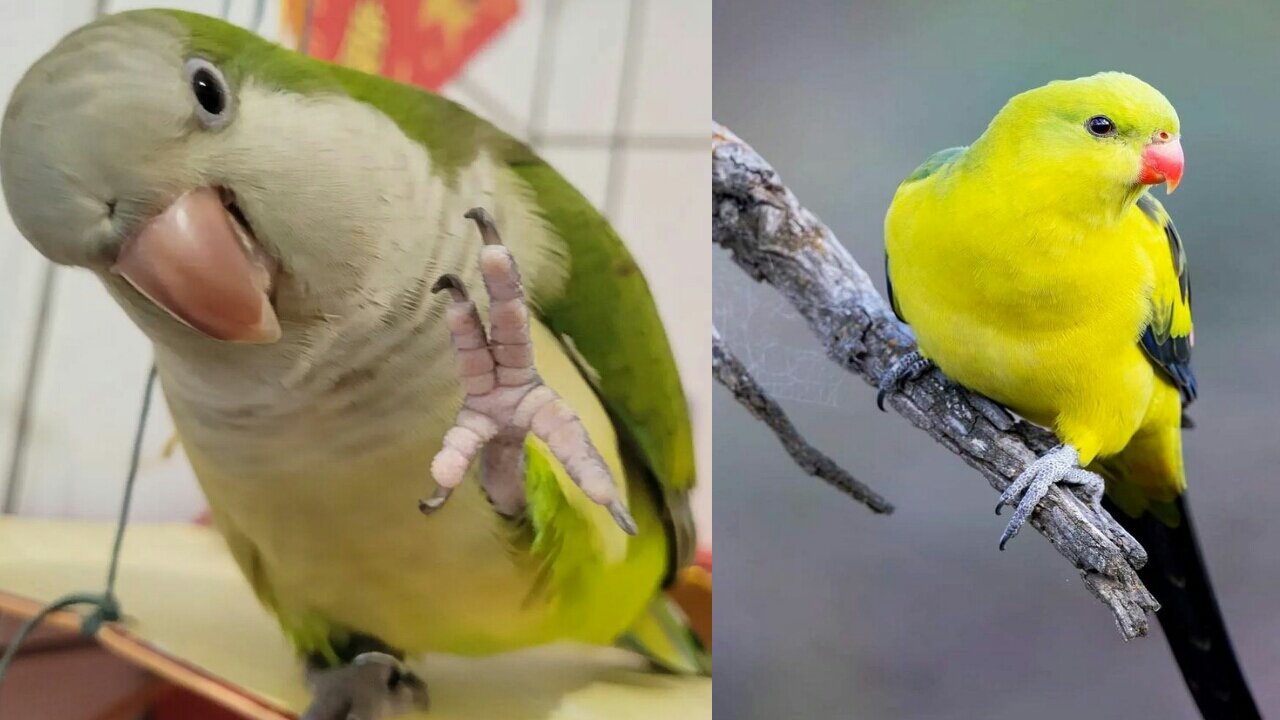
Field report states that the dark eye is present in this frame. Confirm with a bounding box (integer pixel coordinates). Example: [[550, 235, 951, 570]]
[[193, 69, 224, 113], [183, 58, 232, 129], [1086, 115, 1116, 137]]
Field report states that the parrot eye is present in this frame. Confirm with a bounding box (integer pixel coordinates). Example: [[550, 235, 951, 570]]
[[183, 58, 232, 129], [1086, 115, 1117, 138]]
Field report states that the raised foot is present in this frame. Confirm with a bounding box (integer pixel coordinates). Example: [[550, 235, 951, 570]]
[[876, 350, 934, 411], [302, 652, 428, 720], [420, 207, 637, 535]]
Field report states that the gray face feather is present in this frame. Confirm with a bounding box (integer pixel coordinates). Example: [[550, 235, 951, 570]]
[[0, 12, 429, 346], [1, 13, 198, 269]]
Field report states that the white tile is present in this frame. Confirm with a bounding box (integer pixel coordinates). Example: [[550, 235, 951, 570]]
[[611, 148, 710, 541], [535, 146, 611, 209], [0, 0, 98, 506], [254, 0, 283, 42], [104, 0, 223, 13], [625, 0, 710, 137], [0, 249, 47, 509], [224, 0, 279, 36], [445, 0, 546, 132], [102, 0, 278, 39], [15, 271, 205, 522], [538, 0, 628, 137], [442, 80, 529, 141]]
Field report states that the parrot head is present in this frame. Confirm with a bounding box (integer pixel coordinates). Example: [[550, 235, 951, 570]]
[[982, 72, 1183, 205], [0, 10, 433, 347]]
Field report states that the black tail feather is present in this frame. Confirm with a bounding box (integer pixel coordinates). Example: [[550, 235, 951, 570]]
[[1104, 494, 1260, 720]]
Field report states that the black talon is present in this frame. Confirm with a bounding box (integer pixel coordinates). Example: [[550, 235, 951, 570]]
[[998, 520, 1023, 550], [876, 350, 932, 412], [431, 274, 468, 300], [464, 207, 503, 245], [419, 485, 452, 514]]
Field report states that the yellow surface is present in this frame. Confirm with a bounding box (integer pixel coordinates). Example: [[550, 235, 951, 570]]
[[0, 517, 711, 719]]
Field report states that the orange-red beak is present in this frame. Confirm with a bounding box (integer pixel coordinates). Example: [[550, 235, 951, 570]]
[[1138, 132, 1184, 194]]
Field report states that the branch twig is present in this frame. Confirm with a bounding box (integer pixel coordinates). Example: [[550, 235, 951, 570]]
[[712, 326, 894, 514], [711, 123, 1159, 640]]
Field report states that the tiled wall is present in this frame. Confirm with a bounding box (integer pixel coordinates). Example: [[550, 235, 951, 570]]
[[0, 0, 711, 541]]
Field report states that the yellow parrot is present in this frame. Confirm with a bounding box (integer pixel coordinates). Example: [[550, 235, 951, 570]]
[[880, 72, 1258, 719]]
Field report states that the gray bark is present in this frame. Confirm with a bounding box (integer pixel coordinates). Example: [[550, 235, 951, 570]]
[[712, 326, 894, 514]]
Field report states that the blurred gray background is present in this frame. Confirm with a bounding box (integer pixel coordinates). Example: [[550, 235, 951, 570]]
[[713, 1, 1280, 718]]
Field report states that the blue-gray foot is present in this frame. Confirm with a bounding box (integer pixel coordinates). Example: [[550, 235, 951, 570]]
[[876, 350, 934, 411], [302, 651, 428, 720]]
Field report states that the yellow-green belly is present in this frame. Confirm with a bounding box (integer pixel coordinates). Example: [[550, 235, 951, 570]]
[[170, 322, 666, 658]]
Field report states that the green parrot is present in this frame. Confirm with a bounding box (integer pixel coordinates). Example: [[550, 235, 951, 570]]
[[0, 9, 705, 718]]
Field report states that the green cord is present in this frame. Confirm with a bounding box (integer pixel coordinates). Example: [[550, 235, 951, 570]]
[[104, 365, 157, 597], [0, 364, 157, 692]]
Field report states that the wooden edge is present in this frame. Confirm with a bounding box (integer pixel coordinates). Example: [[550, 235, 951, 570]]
[[0, 591, 294, 720], [91, 678, 172, 720]]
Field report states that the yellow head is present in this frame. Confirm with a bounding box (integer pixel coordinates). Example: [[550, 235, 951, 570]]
[[974, 72, 1184, 219]]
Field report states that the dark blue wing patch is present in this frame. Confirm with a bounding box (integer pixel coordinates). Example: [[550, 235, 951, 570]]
[[1136, 195, 1197, 406], [885, 254, 906, 323]]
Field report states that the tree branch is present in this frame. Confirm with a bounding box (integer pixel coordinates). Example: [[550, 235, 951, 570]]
[[711, 123, 1159, 640], [712, 326, 894, 514]]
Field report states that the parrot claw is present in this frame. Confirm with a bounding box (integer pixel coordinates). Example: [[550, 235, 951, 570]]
[[417, 485, 452, 515], [608, 500, 639, 536], [302, 651, 428, 720], [424, 208, 637, 535], [430, 273, 468, 301], [876, 350, 934, 411], [995, 444, 1106, 550], [463, 206, 502, 245]]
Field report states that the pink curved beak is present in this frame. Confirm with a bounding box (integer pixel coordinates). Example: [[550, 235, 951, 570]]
[[1138, 133, 1184, 194], [111, 187, 280, 343]]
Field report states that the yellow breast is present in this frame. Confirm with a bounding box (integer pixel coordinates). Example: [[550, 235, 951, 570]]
[[885, 174, 1162, 460]]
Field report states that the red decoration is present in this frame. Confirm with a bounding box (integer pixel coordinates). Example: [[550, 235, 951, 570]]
[[284, 0, 519, 90]]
